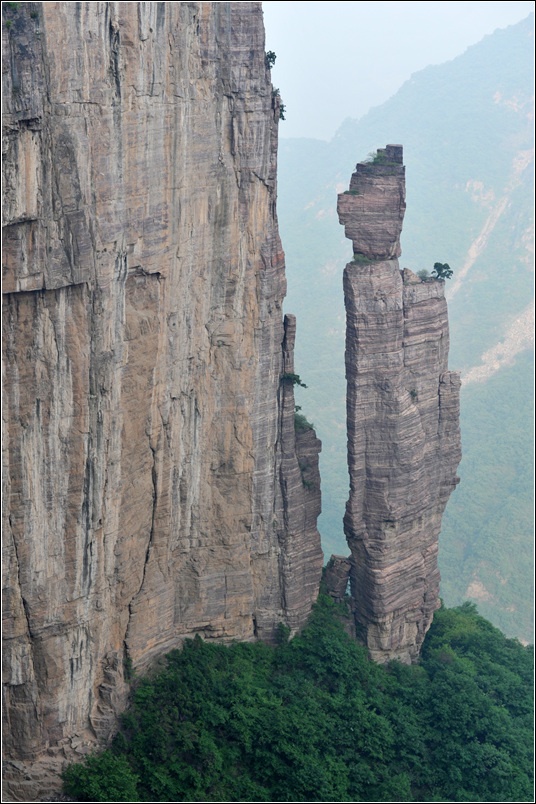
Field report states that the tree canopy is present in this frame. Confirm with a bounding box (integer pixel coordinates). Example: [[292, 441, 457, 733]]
[[432, 261, 453, 279], [62, 595, 533, 802]]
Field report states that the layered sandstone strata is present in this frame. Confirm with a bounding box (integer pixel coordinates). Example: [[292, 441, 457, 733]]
[[337, 145, 461, 664], [275, 315, 323, 632], [2, 3, 322, 798]]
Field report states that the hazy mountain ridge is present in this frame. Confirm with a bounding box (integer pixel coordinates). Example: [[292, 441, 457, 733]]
[[278, 13, 534, 641]]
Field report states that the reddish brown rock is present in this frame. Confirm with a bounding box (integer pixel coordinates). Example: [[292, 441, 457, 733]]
[[338, 147, 461, 664], [324, 555, 352, 603], [274, 315, 324, 633], [2, 3, 322, 799], [337, 145, 406, 260]]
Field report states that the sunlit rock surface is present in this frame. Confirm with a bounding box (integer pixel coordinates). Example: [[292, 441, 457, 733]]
[[1, 3, 322, 798]]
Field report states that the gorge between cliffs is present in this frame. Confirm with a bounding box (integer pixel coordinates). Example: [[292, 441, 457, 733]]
[[2, 3, 460, 800]]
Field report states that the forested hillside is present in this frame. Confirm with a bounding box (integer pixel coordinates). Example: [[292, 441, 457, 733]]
[[277, 14, 534, 641], [63, 595, 534, 802]]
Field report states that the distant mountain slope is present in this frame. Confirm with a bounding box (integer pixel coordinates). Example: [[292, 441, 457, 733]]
[[278, 14, 534, 641]]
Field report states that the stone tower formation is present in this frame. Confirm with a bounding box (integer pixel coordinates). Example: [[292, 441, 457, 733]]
[[336, 145, 462, 663]]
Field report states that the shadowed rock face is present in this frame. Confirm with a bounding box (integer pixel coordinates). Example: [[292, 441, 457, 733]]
[[337, 146, 461, 664], [1, 3, 322, 798]]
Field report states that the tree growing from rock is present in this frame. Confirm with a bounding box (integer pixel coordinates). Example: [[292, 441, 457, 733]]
[[432, 262, 453, 279]]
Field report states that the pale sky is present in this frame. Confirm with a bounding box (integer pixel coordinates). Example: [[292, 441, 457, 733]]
[[262, 1, 535, 140]]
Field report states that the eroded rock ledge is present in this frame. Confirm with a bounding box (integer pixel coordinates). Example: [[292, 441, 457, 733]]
[[335, 145, 461, 664], [2, 3, 322, 799]]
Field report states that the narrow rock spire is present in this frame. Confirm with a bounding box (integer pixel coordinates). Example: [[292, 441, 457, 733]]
[[336, 145, 461, 664]]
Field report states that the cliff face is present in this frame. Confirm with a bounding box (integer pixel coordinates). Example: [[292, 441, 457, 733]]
[[1, 2, 323, 798], [337, 146, 461, 664]]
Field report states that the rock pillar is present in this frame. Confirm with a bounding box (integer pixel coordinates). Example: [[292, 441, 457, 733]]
[[337, 145, 461, 663]]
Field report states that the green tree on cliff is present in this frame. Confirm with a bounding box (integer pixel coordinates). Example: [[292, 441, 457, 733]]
[[432, 262, 453, 279], [265, 50, 276, 69]]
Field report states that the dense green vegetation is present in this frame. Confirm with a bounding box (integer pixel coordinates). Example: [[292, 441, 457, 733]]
[[63, 595, 533, 802], [294, 409, 314, 431]]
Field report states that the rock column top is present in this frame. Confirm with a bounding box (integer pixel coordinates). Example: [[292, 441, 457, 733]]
[[337, 144, 406, 260]]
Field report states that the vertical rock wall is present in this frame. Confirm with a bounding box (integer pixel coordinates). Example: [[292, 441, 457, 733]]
[[276, 315, 323, 632], [337, 146, 461, 664], [1, 3, 323, 798]]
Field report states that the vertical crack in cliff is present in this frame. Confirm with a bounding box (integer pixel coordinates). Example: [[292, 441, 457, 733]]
[[81, 455, 94, 593], [108, 6, 122, 103], [125, 434, 159, 667], [336, 145, 461, 664], [9, 515, 34, 641], [147, 441, 158, 578]]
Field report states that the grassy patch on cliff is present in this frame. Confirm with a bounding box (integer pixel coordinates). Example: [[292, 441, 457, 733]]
[[62, 595, 533, 802]]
